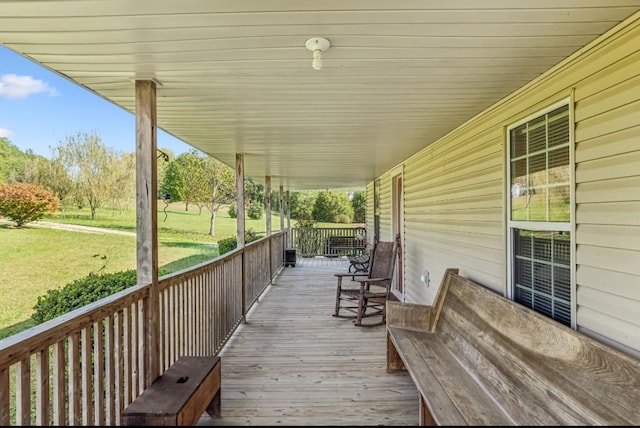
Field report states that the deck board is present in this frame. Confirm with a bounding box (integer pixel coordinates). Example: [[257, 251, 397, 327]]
[[198, 256, 418, 426]]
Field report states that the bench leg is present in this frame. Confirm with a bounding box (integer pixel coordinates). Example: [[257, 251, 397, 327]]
[[419, 394, 436, 426], [205, 388, 221, 418], [387, 332, 405, 372]]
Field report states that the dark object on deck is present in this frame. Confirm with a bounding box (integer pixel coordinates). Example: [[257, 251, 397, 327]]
[[122, 356, 221, 426], [333, 235, 399, 327], [284, 248, 296, 267], [386, 269, 640, 425]]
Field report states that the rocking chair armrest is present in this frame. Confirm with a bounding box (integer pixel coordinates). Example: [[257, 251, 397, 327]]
[[356, 277, 389, 284], [334, 272, 369, 278]]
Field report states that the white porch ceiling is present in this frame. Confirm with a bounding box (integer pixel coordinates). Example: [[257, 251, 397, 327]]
[[2, 0, 640, 190]]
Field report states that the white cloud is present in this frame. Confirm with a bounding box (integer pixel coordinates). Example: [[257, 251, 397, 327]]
[[0, 74, 58, 99], [0, 128, 13, 138]]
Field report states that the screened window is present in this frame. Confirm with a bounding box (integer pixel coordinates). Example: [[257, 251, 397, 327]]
[[508, 103, 572, 327]]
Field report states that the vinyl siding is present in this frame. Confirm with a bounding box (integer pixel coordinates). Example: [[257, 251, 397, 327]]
[[365, 181, 374, 242], [373, 12, 640, 354], [377, 173, 394, 241]]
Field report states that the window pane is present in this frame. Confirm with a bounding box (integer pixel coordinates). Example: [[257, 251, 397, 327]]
[[513, 230, 571, 327], [509, 105, 570, 222], [548, 106, 570, 148], [548, 146, 569, 174], [528, 115, 546, 153], [511, 158, 528, 221], [528, 186, 548, 221], [511, 125, 527, 158]]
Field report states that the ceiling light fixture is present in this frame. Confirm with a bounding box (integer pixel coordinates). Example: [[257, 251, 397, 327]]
[[305, 37, 331, 70]]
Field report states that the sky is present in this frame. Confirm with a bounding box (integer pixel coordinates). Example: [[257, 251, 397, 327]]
[[0, 45, 192, 158]]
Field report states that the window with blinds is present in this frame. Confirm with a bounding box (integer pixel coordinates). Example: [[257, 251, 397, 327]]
[[507, 102, 572, 327]]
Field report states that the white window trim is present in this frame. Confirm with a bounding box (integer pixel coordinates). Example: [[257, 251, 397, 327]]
[[389, 164, 404, 302], [505, 96, 577, 328]]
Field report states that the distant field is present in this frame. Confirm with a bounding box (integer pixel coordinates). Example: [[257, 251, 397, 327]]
[[50, 202, 283, 241], [0, 202, 284, 338], [0, 201, 359, 339]]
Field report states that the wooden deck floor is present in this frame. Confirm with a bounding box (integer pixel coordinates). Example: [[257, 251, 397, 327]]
[[198, 256, 418, 426]]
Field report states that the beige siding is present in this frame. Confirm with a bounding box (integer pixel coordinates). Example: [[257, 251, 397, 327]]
[[375, 13, 640, 354], [403, 132, 504, 304], [365, 181, 374, 243], [574, 32, 640, 353], [378, 173, 394, 241]]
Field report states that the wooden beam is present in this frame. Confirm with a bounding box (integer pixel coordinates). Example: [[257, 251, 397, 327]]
[[279, 185, 284, 231], [236, 154, 246, 319], [286, 190, 291, 245], [265, 176, 272, 237], [265, 176, 273, 282], [135, 80, 159, 386], [235, 154, 245, 248]]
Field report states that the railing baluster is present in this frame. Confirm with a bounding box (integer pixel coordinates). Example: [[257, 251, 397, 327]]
[[35, 348, 49, 426], [0, 232, 286, 427]]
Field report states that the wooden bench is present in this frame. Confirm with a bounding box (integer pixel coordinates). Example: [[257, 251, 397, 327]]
[[386, 268, 640, 425], [122, 356, 221, 426], [325, 235, 366, 257]]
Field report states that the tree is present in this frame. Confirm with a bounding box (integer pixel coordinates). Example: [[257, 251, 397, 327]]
[[160, 150, 205, 211], [312, 191, 354, 223], [198, 156, 235, 236], [245, 178, 264, 206], [108, 152, 135, 214], [0, 182, 60, 227], [290, 191, 317, 220], [0, 137, 40, 183], [57, 132, 127, 219], [22, 150, 73, 205]]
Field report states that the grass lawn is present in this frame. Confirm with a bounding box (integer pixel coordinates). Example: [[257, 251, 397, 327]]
[[0, 202, 285, 339]]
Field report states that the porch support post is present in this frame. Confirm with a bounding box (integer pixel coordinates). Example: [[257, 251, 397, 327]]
[[135, 80, 159, 386], [265, 176, 272, 236], [236, 154, 246, 320], [265, 176, 272, 282], [279, 185, 284, 231], [286, 190, 291, 246], [236, 154, 245, 247]]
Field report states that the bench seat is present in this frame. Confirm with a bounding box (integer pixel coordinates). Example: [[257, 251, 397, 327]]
[[386, 269, 640, 425], [122, 356, 221, 426]]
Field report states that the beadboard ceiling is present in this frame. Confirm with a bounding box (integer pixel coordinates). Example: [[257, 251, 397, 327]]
[[2, 0, 639, 190]]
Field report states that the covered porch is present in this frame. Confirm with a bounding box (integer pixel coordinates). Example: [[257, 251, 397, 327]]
[[198, 256, 416, 426], [2, 2, 640, 426]]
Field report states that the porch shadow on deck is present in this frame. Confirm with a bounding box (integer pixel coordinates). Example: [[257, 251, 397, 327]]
[[198, 256, 418, 426]]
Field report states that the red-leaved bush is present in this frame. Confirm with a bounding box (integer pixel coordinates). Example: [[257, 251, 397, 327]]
[[0, 182, 60, 227]]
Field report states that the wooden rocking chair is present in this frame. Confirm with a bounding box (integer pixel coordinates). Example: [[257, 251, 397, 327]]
[[333, 235, 399, 327]]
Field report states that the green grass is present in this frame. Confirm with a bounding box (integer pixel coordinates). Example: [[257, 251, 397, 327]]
[[0, 202, 286, 339], [50, 202, 283, 241], [0, 202, 359, 339]]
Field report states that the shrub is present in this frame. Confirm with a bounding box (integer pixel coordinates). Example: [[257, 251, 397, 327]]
[[227, 204, 237, 218], [217, 236, 238, 255], [247, 202, 263, 220], [334, 214, 352, 224], [31, 269, 168, 324], [0, 182, 60, 227], [217, 229, 262, 255], [294, 219, 317, 228]]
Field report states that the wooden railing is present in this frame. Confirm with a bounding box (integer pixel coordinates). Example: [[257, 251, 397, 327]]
[[291, 226, 367, 257], [0, 230, 287, 426]]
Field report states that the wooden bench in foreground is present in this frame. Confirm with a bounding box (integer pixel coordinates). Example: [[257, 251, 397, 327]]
[[122, 356, 221, 426], [386, 268, 640, 425]]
